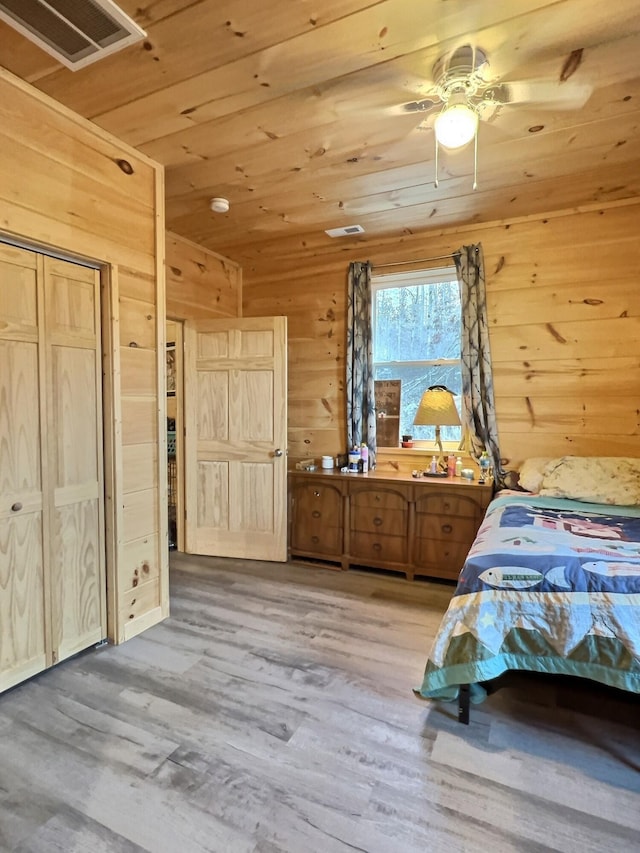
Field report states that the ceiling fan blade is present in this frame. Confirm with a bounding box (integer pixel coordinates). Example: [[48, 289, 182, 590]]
[[499, 79, 593, 109], [402, 97, 440, 114], [475, 99, 501, 122], [385, 97, 440, 117]]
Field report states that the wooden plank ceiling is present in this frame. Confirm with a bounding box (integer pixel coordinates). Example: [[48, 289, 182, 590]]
[[2, 0, 640, 265]]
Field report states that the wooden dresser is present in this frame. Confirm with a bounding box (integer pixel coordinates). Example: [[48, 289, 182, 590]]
[[288, 469, 493, 581]]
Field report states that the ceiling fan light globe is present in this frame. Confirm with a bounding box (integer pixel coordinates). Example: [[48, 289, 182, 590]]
[[434, 104, 478, 149]]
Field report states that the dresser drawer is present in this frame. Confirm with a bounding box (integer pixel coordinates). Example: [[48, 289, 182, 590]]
[[415, 514, 478, 545], [349, 485, 408, 512], [350, 531, 408, 564], [292, 482, 342, 527], [351, 506, 408, 536], [291, 523, 342, 556], [415, 492, 482, 520]]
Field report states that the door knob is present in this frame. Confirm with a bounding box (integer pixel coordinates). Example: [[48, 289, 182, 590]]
[[11, 502, 23, 512], [274, 448, 283, 457]]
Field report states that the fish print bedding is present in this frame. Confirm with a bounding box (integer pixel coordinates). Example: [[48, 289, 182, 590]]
[[419, 493, 640, 703]]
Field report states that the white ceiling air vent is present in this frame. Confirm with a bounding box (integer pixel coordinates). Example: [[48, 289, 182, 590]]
[[0, 0, 146, 70], [325, 225, 365, 238]]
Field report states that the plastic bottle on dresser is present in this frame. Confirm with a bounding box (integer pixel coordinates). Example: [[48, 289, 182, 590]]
[[455, 456, 463, 477], [479, 450, 491, 482], [360, 443, 369, 473], [447, 455, 456, 477], [429, 455, 438, 474]]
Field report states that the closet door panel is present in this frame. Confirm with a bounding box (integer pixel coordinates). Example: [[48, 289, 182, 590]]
[[51, 346, 99, 493], [0, 247, 48, 690], [48, 264, 96, 341], [52, 500, 103, 661], [0, 514, 46, 691], [45, 258, 106, 663], [50, 344, 102, 660], [0, 247, 38, 340], [0, 341, 41, 495]]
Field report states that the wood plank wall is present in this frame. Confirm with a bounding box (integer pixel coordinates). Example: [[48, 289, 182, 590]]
[[164, 231, 241, 429], [242, 200, 640, 469], [0, 68, 167, 644], [166, 231, 241, 322]]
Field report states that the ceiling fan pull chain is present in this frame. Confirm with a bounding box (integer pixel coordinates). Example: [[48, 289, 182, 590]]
[[473, 124, 478, 191], [434, 135, 439, 188]]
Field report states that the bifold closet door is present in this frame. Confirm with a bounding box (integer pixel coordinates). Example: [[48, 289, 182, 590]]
[[0, 245, 48, 691], [0, 245, 106, 692], [44, 257, 106, 664]]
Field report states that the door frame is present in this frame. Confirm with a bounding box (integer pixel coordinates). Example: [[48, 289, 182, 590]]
[[166, 317, 185, 552]]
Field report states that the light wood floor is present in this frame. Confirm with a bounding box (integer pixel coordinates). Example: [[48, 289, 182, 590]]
[[0, 555, 639, 853]]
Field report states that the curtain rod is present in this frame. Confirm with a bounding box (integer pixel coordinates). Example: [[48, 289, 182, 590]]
[[371, 253, 454, 270]]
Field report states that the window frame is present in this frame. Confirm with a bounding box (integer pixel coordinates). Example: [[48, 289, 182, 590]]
[[371, 266, 462, 448]]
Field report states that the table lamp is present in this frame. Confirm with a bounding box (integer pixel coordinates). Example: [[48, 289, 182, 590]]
[[413, 385, 461, 471]]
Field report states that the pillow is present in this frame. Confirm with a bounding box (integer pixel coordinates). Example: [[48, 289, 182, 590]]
[[518, 457, 554, 493], [538, 456, 640, 505]]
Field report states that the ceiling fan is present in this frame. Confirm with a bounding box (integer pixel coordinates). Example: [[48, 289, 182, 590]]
[[395, 44, 592, 189]]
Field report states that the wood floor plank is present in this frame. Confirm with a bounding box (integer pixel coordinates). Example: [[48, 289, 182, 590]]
[[0, 553, 637, 853], [12, 809, 148, 853], [0, 681, 179, 778], [430, 730, 640, 831], [0, 718, 255, 852]]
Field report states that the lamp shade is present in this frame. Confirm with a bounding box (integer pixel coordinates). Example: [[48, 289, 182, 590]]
[[434, 102, 478, 149], [413, 385, 461, 427]]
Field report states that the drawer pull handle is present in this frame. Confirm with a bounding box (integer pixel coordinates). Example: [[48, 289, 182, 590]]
[[442, 523, 453, 534], [375, 495, 380, 502], [311, 535, 319, 544], [373, 542, 382, 551], [312, 510, 321, 519], [443, 502, 450, 511], [11, 502, 23, 512], [313, 490, 320, 497], [373, 516, 383, 526]]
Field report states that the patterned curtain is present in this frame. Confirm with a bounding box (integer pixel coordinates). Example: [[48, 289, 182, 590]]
[[346, 261, 376, 465], [453, 243, 503, 480]]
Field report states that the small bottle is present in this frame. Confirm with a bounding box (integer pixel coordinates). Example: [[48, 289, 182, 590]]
[[479, 451, 491, 482], [447, 455, 456, 477], [429, 455, 437, 474], [455, 456, 463, 477], [348, 447, 360, 472], [360, 443, 369, 473]]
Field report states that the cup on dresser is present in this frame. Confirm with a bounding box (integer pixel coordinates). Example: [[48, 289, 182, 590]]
[[321, 455, 334, 469]]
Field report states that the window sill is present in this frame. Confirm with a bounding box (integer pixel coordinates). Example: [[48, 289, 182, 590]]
[[376, 444, 476, 473]]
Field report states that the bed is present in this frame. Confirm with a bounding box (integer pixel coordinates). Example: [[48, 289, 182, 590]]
[[418, 456, 640, 722]]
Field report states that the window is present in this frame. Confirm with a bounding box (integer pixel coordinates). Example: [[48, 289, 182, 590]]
[[372, 267, 462, 445]]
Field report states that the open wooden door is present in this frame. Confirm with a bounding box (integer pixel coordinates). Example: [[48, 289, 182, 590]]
[[184, 317, 287, 561]]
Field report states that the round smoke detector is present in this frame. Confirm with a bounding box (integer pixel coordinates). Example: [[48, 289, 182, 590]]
[[210, 197, 230, 213]]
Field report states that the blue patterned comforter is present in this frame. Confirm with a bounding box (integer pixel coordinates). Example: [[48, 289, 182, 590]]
[[419, 494, 640, 702]]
